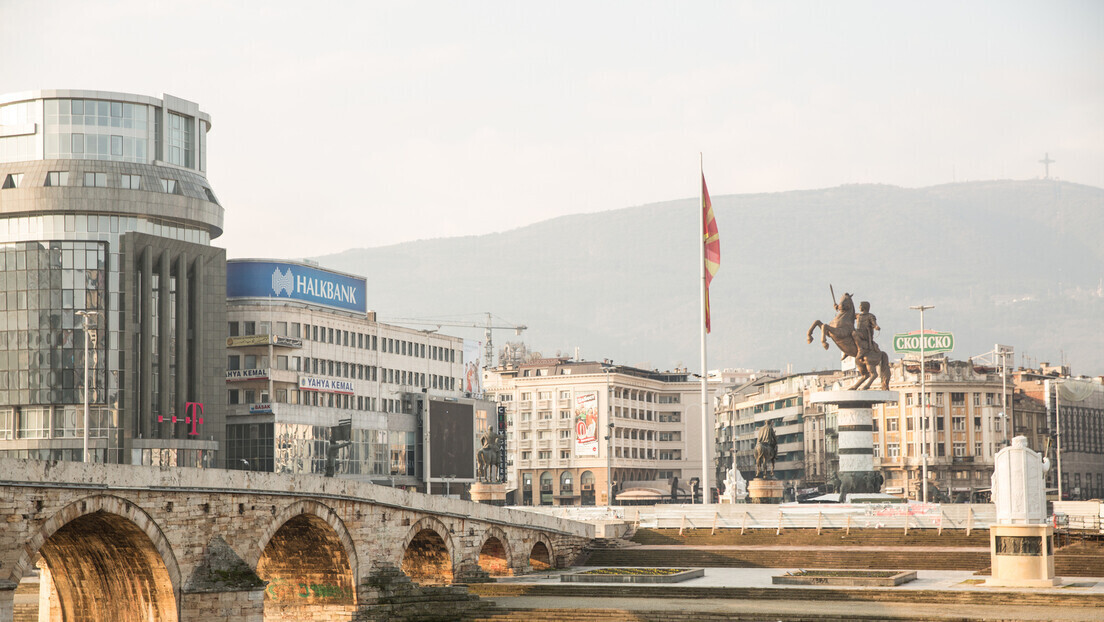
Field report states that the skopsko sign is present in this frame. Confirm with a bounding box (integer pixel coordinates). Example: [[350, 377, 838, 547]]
[[226, 260, 367, 314], [893, 330, 954, 354]]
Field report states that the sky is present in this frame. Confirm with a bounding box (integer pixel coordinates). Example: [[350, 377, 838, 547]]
[[2, 1, 1102, 259]]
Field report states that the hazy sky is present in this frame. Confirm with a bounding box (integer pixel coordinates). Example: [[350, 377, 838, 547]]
[[3, 1, 1102, 258]]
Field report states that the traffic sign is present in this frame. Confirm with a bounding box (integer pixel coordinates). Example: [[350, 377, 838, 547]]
[[893, 330, 954, 354]]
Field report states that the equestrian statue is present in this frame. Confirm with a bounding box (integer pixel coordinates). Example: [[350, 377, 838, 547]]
[[476, 428, 503, 483], [806, 286, 891, 391]]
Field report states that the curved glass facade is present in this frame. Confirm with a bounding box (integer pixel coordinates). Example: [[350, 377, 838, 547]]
[[0, 89, 226, 466]]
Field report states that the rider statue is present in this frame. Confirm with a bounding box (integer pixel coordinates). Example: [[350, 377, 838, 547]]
[[476, 428, 502, 483], [853, 301, 881, 363], [754, 420, 778, 479]]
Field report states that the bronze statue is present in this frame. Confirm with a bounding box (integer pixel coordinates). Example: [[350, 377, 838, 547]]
[[476, 428, 502, 483], [806, 288, 891, 390], [754, 420, 777, 479]]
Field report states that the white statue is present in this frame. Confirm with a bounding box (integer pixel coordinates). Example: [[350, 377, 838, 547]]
[[723, 467, 748, 503], [991, 436, 1050, 524]]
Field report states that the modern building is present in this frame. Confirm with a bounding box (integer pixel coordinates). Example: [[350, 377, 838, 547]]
[[0, 90, 226, 467], [714, 371, 842, 497], [1014, 365, 1104, 501], [224, 259, 486, 493], [483, 359, 719, 505]]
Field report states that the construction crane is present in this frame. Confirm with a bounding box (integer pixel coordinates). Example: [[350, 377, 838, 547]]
[[381, 312, 526, 368]]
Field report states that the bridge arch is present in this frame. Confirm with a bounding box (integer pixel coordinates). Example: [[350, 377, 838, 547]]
[[13, 494, 180, 621], [254, 500, 358, 621], [528, 534, 555, 571], [401, 515, 457, 585], [476, 526, 514, 577]]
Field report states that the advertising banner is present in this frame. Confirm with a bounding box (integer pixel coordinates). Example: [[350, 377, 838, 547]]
[[426, 399, 476, 481], [463, 340, 483, 395], [298, 375, 355, 395], [574, 391, 599, 456], [249, 403, 274, 414], [226, 260, 367, 314]]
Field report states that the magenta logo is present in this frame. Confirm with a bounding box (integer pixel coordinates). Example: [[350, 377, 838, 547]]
[[157, 402, 205, 435]]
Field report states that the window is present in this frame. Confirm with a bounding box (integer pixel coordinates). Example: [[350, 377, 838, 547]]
[[873, 443, 881, 457], [887, 443, 900, 458], [559, 390, 571, 399], [227, 355, 240, 370], [560, 450, 570, 460], [973, 393, 981, 406], [244, 321, 256, 335], [974, 442, 982, 456], [872, 418, 880, 431], [952, 417, 966, 431], [111, 135, 123, 156], [2, 173, 23, 189], [559, 410, 571, 419], [905, 393, 913, 406], [521, 451, 531, 460], [45, 171, 69, 186], [520, 392, 532, 401], [538, 411, 552, 420], [559, 429, 571, 439], [120, 174, 141, 189], [953, 442, 966, 457], [538, 391, 552, 400], [159, 178, 180, 194], [538, 450, 551, 460], [951, 392, 966, 406], [888, 418, 899, 431], [83, 172, 107, 187]]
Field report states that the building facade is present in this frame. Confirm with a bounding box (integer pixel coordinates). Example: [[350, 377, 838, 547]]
[[714, 372, 842, 497], [484, 359, 718, 505], [872, 358, 1011, 501], [224, 259, 477, 491], [1015, 366, 1104, 501], [0, 90, 226, 467]]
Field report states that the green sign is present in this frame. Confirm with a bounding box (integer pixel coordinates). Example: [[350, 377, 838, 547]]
[[893, 331, 954, 354]]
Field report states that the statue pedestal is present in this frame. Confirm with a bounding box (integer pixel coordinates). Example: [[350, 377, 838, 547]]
[[810, 391, 897, 497], [469, 482, 507, 506], [985, 524, 1059, 587], [748, 478, 784, 504]]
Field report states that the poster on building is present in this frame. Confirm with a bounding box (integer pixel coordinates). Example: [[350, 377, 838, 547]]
[[574, 391, 599, 456], [463, 340, 483, 395]]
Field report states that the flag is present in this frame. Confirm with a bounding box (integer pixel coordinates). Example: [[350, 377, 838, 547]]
[[702, 173, 720, 332]]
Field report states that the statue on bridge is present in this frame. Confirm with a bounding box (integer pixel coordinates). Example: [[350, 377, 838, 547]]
[[806, 287, 891, 391], [476, 428, 502, 483]]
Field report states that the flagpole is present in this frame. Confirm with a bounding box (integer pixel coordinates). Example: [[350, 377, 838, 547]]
[[699, 153, 711, 504]]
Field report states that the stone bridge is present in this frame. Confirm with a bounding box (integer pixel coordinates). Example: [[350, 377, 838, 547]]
[[0, 459, 593, 621]]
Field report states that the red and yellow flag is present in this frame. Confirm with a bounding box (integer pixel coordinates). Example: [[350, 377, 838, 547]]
[[702, 173, 720, 332]]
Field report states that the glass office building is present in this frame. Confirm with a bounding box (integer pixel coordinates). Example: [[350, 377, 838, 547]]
[[0, 90, 227, 466]]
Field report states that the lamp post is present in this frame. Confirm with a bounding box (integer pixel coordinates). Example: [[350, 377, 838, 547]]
[[605, 367, 614, 507], [909, 305, 934, 503], [75, 310, 99, 463]]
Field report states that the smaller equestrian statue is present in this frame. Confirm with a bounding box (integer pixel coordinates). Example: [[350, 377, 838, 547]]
[[806, 286, 891, 391], [476, 428, 502, 483], [754, 420, 778, 479]]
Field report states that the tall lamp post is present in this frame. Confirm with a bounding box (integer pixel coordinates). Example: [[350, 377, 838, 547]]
[[910, 305, 934, 503], [605, 366, 614, 507], [76, 310, 99, 463]]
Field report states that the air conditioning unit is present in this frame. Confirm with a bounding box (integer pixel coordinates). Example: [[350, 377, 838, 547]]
[[582, 484, 594, 491]]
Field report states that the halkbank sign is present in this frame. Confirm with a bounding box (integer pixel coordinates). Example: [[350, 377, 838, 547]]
[[893, 330, 954, 354], [226, 260, 367, 314]]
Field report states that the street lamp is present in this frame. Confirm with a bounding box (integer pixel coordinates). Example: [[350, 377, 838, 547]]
[[909, 305, 934, 503], [75, 310, 99, 463]]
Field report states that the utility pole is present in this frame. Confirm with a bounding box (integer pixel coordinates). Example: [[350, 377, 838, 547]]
[[910, 305, 934, 503]]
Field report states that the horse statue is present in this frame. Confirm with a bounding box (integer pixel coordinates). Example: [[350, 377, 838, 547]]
[[754, 420, 777, 479], [476, 428, 502, 483], [806, 290, 891, 391]]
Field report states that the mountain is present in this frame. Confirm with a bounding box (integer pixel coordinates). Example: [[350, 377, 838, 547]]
[[309, 180, 1104, 376]]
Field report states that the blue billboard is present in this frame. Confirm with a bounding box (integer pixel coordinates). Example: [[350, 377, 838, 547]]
[[227, 260, 367, 314]]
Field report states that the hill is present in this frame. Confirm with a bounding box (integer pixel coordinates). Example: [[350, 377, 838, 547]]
[[309, 180, 1104, 376]]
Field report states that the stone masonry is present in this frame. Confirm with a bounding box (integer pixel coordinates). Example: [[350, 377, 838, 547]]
[[0, 458, 592, 621]]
